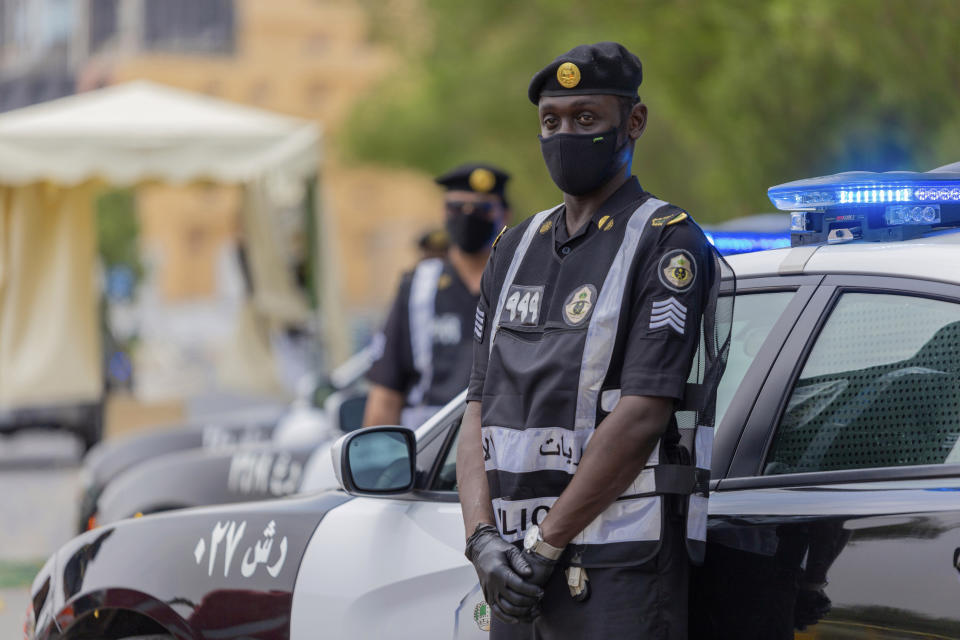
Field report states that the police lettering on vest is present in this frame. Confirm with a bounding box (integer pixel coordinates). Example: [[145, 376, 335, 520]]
[[467, 178, 732, 567]]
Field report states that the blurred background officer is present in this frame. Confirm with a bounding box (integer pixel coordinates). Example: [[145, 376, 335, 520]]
[[363, 164, 511, 428], [458, 43, 728, 639], [417, 227, 451, 260]]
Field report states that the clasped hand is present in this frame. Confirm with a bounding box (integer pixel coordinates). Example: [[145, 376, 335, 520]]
[[465, 524, 558, 623]]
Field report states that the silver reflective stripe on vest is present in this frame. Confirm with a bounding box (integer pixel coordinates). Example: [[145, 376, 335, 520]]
[[482, 424, 659, 481], [566, 198, 667, 549], [695, 425, 714, 472], [686, 423, 714, 543], [407, 258, 444, 406], [494, 494, 662, 545], [482, 425, 593, 473], [574, 197, 665, 429], [688, 494, 708, 542], [489, 206, 561, 354]]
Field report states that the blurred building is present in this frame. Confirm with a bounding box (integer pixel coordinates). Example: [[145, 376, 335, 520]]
[[0, 0, 441, 327]]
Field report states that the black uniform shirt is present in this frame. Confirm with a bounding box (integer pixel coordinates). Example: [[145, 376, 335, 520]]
[[469, 177, 711, 411], [367, 259, 480, 408]]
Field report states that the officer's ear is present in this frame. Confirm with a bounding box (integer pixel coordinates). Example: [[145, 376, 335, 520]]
[[628, 101, 647, 142]]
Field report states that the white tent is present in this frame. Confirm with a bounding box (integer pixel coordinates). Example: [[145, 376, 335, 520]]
[[0, 81, 344, 409], [0, 80, 319, 185]]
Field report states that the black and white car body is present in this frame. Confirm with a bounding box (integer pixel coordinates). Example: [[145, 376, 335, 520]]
[[29, 167, 960, 639], [77, 348, 374, 532], [85, 385, 368, 529]]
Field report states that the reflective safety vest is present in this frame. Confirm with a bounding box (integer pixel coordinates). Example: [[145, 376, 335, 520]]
[[401, 258, 445, 429], [482, 198, 728, 566]]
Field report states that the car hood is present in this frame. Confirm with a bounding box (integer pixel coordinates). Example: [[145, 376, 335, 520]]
[[32, 491, 351, 639]]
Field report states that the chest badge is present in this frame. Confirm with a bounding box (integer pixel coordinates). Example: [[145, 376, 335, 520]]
[[563, 284, 597, 326], [659, 249, 696, 292]]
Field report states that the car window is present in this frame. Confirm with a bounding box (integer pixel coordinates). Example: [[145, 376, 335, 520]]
[[711, 292, 795, 426], [764, 292, 960, 475], [432, 426, 460, 491], [427, 291, 792, 492]]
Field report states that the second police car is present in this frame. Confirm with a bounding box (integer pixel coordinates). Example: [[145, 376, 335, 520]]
[[76, 347, 374, 532], [26, 165, 960, 639]]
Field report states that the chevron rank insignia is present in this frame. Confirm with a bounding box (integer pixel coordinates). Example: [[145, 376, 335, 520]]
[[474, 306, 486, 342], [649, 296, 687, 335]]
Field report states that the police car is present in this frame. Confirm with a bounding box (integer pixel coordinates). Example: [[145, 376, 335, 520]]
[[27, 166, 960, 639], [76, 348, 372, 532]]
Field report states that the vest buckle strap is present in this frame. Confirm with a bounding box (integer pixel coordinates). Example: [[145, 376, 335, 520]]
[[652, 464, 698, 495]]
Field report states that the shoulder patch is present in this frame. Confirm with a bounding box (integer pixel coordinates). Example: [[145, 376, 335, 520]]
[[492, 225, 508, 248], [658, 248, 696, 292]]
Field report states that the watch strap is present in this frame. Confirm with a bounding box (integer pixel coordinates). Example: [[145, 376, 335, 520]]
[[530, 538, 564, 561]]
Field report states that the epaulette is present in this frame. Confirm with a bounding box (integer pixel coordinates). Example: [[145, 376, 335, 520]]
[[492, 225, 509, 248], [665, 211, 688, 226], [650, 210, 688, 227]]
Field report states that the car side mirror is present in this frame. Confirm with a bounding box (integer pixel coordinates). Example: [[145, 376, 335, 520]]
[[330, 426, 416, 495]]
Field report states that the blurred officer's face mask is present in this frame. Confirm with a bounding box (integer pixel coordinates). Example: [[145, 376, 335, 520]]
[[539, 124, 631, 196], [445, 200, 499, 254]]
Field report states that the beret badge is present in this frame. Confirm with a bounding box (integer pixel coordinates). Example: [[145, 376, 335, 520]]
[[468, 168, 496, 193], [556, 62, 581, 89]]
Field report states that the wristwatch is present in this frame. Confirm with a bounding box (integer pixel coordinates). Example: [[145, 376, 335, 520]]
[[523, 525, 564, 560]]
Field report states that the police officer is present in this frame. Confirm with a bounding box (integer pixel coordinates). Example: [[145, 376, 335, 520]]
[[363, 164, 511, 429], [457, 42, 729, 638], [417, 227, 450, 260]]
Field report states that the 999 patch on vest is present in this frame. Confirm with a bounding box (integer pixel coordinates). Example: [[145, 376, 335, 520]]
[[500, 285, 544, 328], [658, 249, 696, 292]]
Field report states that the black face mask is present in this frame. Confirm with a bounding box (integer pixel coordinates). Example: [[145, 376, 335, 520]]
[[539, 128, 629, 196], [446, 204, 498, 254]]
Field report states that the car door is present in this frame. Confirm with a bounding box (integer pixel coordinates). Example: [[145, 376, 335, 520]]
[[289, 405, 476, 640], [700, 275, 960, 639]]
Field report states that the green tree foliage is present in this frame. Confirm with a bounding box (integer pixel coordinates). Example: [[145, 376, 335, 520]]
[[95, 188, 144, 286], [344, 0, 960, 222]]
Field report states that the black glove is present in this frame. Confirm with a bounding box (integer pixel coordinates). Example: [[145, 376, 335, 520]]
[[522, 548, 558, 588], [465, 524, 543, 623], [521, 549, 559, 617]]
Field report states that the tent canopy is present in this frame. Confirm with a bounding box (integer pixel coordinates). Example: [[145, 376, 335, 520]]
[[0, 80, 321, 186], [0, 81, 339, 408]]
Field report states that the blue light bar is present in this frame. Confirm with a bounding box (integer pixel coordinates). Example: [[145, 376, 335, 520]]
[[703, 231, 791, 255], [884, 204, 940, 226], [768, 169, 960, 211]]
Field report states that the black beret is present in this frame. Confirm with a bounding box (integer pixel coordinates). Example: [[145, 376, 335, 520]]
[[434, 163, 510, 195], [528, 42, 642, 105]]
